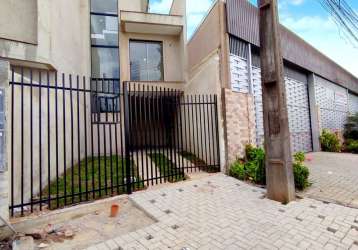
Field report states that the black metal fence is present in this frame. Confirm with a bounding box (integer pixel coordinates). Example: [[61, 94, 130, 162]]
[[9, 68, 220, 216]]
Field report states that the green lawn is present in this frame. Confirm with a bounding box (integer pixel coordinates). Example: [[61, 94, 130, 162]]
[[42, 156, 143, 209], [180, 151, 219, 173], [149, 153, 185, 182]]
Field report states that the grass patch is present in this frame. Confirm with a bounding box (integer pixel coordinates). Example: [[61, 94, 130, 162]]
[[180, 151, 219, 173], [149, 153, 185, 182], [42, 156, 143, 209]]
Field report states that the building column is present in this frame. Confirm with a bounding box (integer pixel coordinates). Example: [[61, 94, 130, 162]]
[[0, 60, 10, 235], [308, 73, 321, 151]]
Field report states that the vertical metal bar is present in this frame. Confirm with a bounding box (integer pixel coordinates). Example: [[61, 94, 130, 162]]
[[119, 82, 125, 193], [153, 86, 162, 183], [123, 81, 132, 194], [10, 68, 14, 216], [108, 80, 114, 195], [69, 74, 74, 204], [148, 85, 156, 184], [39, 71, 43, 210], [62, 74, 67, 206], [173, 90, 179, 179], [164, 88, 169, 181], [83, 77, 89, 201], [138, 85, 145, 186], [30, 70, 34, 212], [114, 102, 120, 194], [198, 95, 204, 171], [202, 95, 208, 171], [96, 79, 101, 197], [210, 95, 216, 168], [20, 68, 24, 215], [76, 76, 81, 202], [177, 92, 185, 177], [185, 95, 194, 172], [90, 79, 95, 198], [194, 95, 199, 171], [55, 73, 59, 208], [207, 95, 212, 168], [103, 82, 108, 196], [128, 83, 133, 189], [144, 85, 151, 185], [161, 87, 166, 182], [47, 71, 51, 209], [170, 89, 177, 181], [143, 85, 151, 185], [182, 94, 188, 172], [133, 84, 139, 189], [214, 95, 221, 169], [109, 120, 113, 195]]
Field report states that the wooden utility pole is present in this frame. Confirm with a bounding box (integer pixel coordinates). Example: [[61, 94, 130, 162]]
[[258, 0, 296, 203]]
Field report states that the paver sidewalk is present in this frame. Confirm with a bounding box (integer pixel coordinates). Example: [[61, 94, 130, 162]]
[[302, 152, 358, 208], [88, 174, 358, 250]]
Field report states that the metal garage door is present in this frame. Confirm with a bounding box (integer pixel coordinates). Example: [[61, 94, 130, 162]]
[[251, 65, 313, 152], [349, 92, 358, 114], [314, 76, 349, 131]]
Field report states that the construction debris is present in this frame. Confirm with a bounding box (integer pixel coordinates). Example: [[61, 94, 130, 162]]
[[12, 236, 34, 250]]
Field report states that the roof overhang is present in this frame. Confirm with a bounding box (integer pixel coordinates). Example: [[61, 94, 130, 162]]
[[120, 11, 183, 36]]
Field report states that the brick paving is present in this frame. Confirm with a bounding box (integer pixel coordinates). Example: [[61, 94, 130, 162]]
[[302, 152, 358, 208], [87, 174, 358, 250]]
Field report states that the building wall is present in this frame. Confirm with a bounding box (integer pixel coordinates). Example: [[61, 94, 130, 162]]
[[226, 0, 358, 94], [0, 0, 91, 76], [119, 32, 184, 82], [0, 0, 37, 44], [185, 51, 225, 171], [2, 0, 188, 211], [187, 3, 221, 72], [186, 1, 230, 171]]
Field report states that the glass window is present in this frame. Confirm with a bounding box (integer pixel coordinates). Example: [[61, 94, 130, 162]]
[[91, 47, 119, 78], [90, 0, 119, 113], [130, 41, 163, 81], [91, 15, 118, 46], [91, 0, 118, 14]]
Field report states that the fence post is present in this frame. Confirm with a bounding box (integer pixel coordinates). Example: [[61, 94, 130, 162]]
[[123, 81, 132, 194], [0, 60, 10, 237]]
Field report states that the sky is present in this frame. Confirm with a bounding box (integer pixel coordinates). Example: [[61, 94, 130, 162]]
[[149, 0, 358, 77]]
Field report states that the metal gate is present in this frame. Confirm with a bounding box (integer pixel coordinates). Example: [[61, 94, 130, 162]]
[[8, 68, 220, 216], [123, 82, 220, 192]]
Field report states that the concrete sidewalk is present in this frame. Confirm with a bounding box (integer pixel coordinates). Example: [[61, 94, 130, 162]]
[[87, 174, 358, 250]]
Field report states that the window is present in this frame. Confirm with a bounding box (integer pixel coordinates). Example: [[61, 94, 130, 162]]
[[90, 0, 119, 113], [130, 40, 163, 81]]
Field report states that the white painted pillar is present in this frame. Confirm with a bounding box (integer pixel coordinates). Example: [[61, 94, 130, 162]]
[[0, 60, 10, 235]]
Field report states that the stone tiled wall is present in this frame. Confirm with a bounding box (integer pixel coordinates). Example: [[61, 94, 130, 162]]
[[224, 89, 256, 165]]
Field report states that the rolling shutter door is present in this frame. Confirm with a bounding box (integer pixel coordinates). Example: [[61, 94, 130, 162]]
[[251, 66, 312, 152], [314, 76, 348, 131], [348, 92, 358, 114]]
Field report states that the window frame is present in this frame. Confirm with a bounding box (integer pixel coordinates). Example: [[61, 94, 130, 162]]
[[90, 0, 120, 114], [129, 39, 164, 82]]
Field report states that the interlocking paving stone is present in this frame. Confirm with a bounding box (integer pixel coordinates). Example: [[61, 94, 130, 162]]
[[88, 174, 358, 249], [302, 152, 358, 208]]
